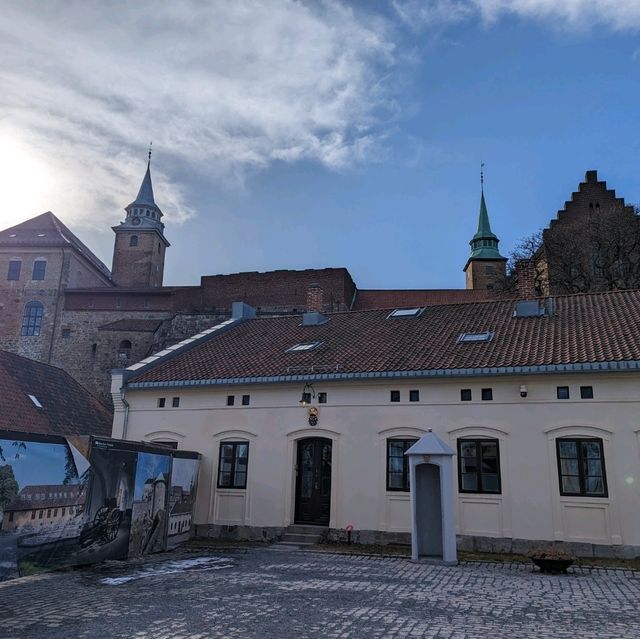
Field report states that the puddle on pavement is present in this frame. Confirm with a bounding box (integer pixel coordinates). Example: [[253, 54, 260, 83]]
[[98, 556, 234, 585]]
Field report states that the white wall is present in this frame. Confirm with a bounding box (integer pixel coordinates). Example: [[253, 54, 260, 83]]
[[112, 373, 640, 547]]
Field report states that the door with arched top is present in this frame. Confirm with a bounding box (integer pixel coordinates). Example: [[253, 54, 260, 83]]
[[295, 438, 332, 525]]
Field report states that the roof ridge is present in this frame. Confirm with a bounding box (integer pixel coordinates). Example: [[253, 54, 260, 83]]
[[223, 288, 640, 323]]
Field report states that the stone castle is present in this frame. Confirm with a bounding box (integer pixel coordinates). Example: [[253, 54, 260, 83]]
[[0, 160, 632, 404]]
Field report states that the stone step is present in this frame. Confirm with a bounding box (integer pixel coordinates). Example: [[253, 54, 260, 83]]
[[286, 524, 328, 535], [270, 542, 305, 550], [280, 532, 322, 544]]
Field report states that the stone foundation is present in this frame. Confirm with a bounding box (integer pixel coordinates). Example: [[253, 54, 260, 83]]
[[457, 534, 640, 560], [194, 524, 285, 543], [194, 525, 640, 559]]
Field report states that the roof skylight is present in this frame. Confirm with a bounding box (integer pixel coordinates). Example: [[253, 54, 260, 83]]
[[287, 341, 322, 352], [387, 307, 425, 319], [28, 394, 43, 408], [458, 332, 494, 343]]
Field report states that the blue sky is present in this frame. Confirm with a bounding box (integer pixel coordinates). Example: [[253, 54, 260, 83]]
[[0, 1, 638, 290], [0, 439, 71, 488], [133, 453, 171, 501]]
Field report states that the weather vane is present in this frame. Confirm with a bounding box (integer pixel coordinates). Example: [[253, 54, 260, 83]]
[[480, 162, 485, 191], [148, 141, 152, 163]]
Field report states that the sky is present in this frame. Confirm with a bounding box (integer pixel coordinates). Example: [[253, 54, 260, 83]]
[[0, 1, 639, 289], [133, 452, 171, 501], [0, 439, 71, 487]]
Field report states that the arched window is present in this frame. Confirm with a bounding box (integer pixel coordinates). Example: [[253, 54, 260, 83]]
[[129, 235, 138, 247], [118, 339, 132, 362], [21, 301, 44, 336]]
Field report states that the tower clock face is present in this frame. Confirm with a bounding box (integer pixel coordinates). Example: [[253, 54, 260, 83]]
[[132, 216, 141, 225]]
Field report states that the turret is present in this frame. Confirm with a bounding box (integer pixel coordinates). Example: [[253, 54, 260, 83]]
[[463, 170, 506, 290], [111, 149, 169, 288]]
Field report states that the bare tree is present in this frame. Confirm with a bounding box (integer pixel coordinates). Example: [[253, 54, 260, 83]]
[[506, 206, 640, 295]]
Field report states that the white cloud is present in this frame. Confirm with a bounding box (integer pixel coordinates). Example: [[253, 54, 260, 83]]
[[394, 0, 640, 31], [0, 1, 396, 229]]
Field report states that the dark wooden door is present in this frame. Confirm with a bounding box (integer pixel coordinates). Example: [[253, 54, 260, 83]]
[[295, 438, 332, 525]]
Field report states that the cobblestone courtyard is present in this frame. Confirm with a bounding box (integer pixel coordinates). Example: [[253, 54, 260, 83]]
[[1, 547, 638, 638]]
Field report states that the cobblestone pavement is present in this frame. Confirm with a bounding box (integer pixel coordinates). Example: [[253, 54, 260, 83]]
[[1, 547, 639, 638]]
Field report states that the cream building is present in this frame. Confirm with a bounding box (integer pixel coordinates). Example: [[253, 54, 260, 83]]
[[111, 293, 640, 558]]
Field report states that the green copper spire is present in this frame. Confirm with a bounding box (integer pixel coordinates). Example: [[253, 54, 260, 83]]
[[468, 170, 504, 261]]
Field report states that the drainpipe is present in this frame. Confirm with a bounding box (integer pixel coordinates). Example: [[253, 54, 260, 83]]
[[120, 386, 130, 440], [47, 247, 67, 365]]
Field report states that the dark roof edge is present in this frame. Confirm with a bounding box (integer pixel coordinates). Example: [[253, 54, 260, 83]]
[[123, 317, 245, 385], [126, 359, 640, 389]]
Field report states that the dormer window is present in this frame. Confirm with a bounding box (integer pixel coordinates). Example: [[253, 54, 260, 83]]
[[286, 341, 322, 352], [387, 308, 425, 319], [458, 332, 494, 343]]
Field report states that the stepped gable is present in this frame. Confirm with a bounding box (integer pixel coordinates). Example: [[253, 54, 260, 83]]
[[0, 350, 112, 436], [547, 169, 635, 231], [129, 289, 640, 384], [0, 211, 111, 279]]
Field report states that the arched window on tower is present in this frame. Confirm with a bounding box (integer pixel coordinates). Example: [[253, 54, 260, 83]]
[[130, 236, 138, 247], [21, 301, 44, 336], [118, 339, 132, 363]]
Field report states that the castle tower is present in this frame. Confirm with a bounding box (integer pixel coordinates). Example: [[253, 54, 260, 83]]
[[463, 175, 506, 290], [111, 153, 170, 288]]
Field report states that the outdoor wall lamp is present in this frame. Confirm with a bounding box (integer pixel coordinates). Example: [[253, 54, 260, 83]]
[[520, 384, 528, 398], [299, 383, 315, 406]]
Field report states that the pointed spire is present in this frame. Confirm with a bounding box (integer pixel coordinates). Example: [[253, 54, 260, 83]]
[[468, 166, 504, 260], [131, 144, 156, 208], [121, 147, 165, 232], [475, 190, 497, 240]]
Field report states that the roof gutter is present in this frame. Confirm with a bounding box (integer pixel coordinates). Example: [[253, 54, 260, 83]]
[[126, 359, 640, 390]]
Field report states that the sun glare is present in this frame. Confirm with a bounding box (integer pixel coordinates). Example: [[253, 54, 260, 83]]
[[0, 130, 55, 228]]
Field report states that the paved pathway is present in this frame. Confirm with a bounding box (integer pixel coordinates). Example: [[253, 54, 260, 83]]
[[0, 547, 638, 638]]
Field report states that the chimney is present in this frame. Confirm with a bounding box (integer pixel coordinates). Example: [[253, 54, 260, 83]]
[[232, 301, 256, 320], [306, 283, 324, 313], [515, 259, 537, 299]]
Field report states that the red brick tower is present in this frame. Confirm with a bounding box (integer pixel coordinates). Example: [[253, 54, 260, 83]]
[[111, 152, 169, 288]]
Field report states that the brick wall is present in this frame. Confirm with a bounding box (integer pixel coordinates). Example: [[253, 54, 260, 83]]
[[50, 308, 174, 403], [465, 259, 507, 291], [199, 268, 356, 312], [111, 230, 166, 288], [542, 170, 635, 294], [0, 248, 65, 362], [64, 290, 174, 311]]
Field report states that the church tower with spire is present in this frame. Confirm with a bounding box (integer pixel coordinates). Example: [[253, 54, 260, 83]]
[[111, 151, 170, 288], [463, 170, 507, 290]]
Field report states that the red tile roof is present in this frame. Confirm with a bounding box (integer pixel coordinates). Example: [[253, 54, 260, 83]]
[[129, 290, 640, 384], [353, 288, 504, 310], [0, 351, 112, 436], [5, 484, 86, 513]]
